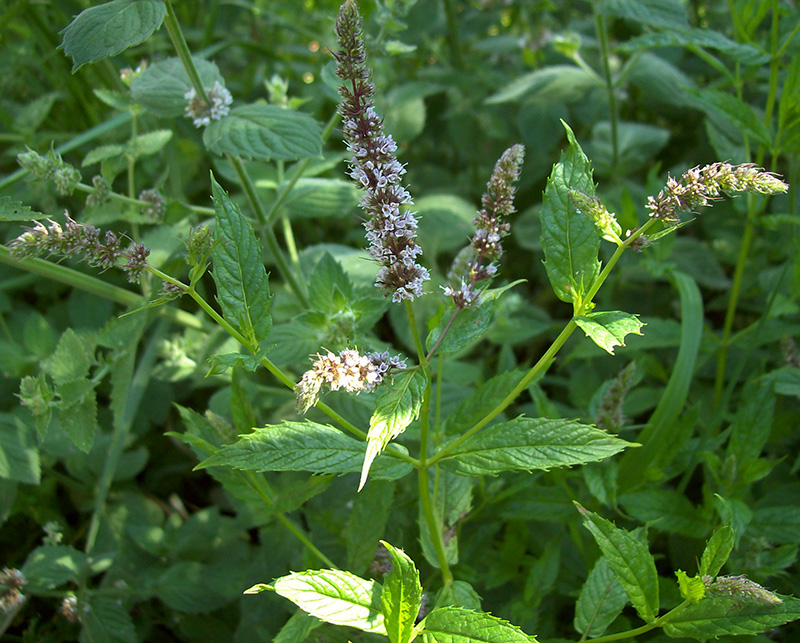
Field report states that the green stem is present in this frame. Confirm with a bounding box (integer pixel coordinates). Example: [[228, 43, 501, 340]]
[[85, 321, 164, 554], [0, 246, 203, 329], [584, 600, 691, 643], [441, 0, 464, 70], [163, 0, 210, 104], [74, 182, 214, 216], [593, 3, 619, 172]]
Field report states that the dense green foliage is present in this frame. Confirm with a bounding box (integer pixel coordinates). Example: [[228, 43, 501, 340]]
[[1, 0, 799, 641]]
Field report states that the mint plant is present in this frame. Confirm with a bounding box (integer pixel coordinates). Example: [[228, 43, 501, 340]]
[[1, 0, 799, 641]]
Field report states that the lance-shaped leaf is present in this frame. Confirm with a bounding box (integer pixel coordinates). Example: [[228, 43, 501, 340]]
[[663, 594, 800, 639], [576, 504, 659, 624], [421, 606, 534, 643], [195, 420, 412, 481], [273, 570, 386, 634], [574, 311, 644, 354], [699, 526, 735, 578], [360, 370, 426, 490], [61, 0, 166, 71], [436, 417, 633, 476], [574, 556, 627, 639], [204, 103, 322, 161], [210, 176, 272, 348], [381, 542, 422, 643], [540, 121, 601, 306]]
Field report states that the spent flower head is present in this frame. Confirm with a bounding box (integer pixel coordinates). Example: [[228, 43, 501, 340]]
[[184, 81, 233, 128], [703, 574, 782, 605], [334, 0, 429, 302], [0, 568, 26, 613], [647, 163, 788, 224], [139, 188, 166, 221], [295, 348, 406, 413], [18, 146, 81, 195]]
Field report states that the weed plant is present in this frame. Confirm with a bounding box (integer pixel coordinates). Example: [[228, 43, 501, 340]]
[[0, 0, 799, 641]]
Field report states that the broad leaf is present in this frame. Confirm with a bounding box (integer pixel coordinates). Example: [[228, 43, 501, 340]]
[[210, 176, 273, 347], [574, 311, 644, 354], [273, 570, 386, 634], [0, 415, 40, 485], [421, 606, 534, 643], [437, 417, 632, 476], [619, 488, 707, 538], [0, 196, 46, 222], [204, 103, 322, 161], [663, 595, 800, 639], [131, 57, 225, 118], [620, 28, 769, 66], [574, 557, 627, 639], [196, 421, 412, 481], [281, 178, 359, 220], [486, 65, 597, 105], [22, 545, 85, 589], [598, 0, 689, 29], [689, 88, 772, 148], [81, 595, 138, 643], [576, 504, 659, 623], [61, 0, 166, 71], [381, 542, 422, 643], [443, 369, 526, 435], [361, 370, 426, 490], [540, 122, 601, 306]]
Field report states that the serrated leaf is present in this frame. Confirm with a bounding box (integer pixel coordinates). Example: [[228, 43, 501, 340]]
[[273, 570, 386, 634], [196, 421, 412, 481], [381, 542, 422, 643], [574, 556, 627, 638], [131, 57, 224, 118], [82, 144, 125, 167], [155, 560, 240, 614], [129, 129, 173, 156], [619, 488, 706, 538], [59, 390, 98, 453], [574, 311, 643, 354], [426, 299, 496, 356], [486, 65, 597, 105], [576, 504, 659, 623], [361, 370, 426, 490], [540, 122, 601, 306], [0, 415, 40, 485], [273, 611, 323, 643], [308, 252, 354, 313], [0, 196, 46, 221], [203, 103, 322, 161], [22, 545, 85, 589], [437, 417, 632, 476], [81, 594, 138, 643], [210, 176, 272, 347], [421, 606, 534, 643], [728, 380, 775, 462], [206, 349, 270, 375], [689, 88, 772, 147], [663, 594, 800, 639], [43, 329, 94, 386], [61, 0, 166, 71]]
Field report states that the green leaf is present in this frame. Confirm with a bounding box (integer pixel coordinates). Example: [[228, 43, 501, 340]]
[[676, 570, 706, 604], [421, 606, 534, 643], [347, 481, 396, 575], [81, 594, 138, 643], [619, 28, 769, 66], [767, 367, 800, 397], [574, 557, 627, 638], [415, 194, 477, 257], [574, 311, 644, 354], [0, 414, 40, 485], [750, 505, 800, 544], [195, 421, 413, 481], [22, 545, 85, 589], [0, 196, 46, 221], [361, 370, 427, 490], [131, 57, 224, 118], [619, 488, 707, 538], [598, 0, 689, 29], [576, 504, 659, 623], [728, 379, 775, 463], [485, 65, 597, 105], [273, 570, 386, 634], [43, 329, 93, 386], [129, 129, 173, 157], [663, 594, 800, 639], [437, 417, 633, 476], [206, 350, 269, 375], [688, 88, 772, 148], [210, 176, 273, 347], [540, 122, 601, 306], [58, 386, 98, 453], [699, 526, 735, 578], [273, 611, 323, 643], [280, 178, 359, 219], [308, 253, 354, 313], [203, 103, 322, 161], [155, 560, 241, 614], [60, 0, 166, 71], [381, 542, 422, 643], [443, 369, 526, 435], [82, 144, 125, 167]]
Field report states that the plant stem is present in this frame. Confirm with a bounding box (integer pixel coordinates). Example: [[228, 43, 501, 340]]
[[585, 600, 691, 642], [163, 0, 211, 104], [593, 2, 619, 172], [74, 182, 214, 216], [441, 0, 464, 70]]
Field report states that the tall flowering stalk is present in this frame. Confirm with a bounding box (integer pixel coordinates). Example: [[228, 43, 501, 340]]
[[445, 144, 525, 308], [333, 0, 429, 302]]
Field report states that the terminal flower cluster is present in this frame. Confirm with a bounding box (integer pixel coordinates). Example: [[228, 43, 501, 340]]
[[8, 213, 150, 284], [334, 0, 429, 302], [184, 81, 233, 128], [295, 348, 406, 413], [18, 147, 81, 196], [445, 144, 525, 308], [647, 162, 787, 224]]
